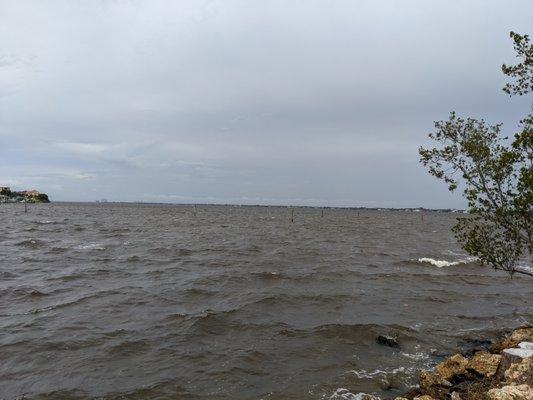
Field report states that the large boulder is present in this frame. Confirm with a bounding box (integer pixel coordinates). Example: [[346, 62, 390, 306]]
[[496, 348, 533, 381], [493, 328, 533, 352], [466, 351, 501, 377], [376, 334, 399, 348], [435, 354, 469, 380], [504, 357, 533, 386], [485, 384, 532, 400], [419, 370, 452, 398]]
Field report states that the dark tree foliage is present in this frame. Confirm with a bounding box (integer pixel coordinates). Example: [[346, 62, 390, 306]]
[[502, 32, 533, 96], [419, 32, 532, 276], [35, 193, 50, 203]]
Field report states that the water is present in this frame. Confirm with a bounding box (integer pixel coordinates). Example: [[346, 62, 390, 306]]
[[1, 203, 531, 399]]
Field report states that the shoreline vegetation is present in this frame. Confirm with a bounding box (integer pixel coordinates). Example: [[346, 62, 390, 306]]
[[0, 186, 50, 203], [368, 327, 533, 400]]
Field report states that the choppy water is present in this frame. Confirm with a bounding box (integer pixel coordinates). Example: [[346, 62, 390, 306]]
[[1, 203, 531, 400]]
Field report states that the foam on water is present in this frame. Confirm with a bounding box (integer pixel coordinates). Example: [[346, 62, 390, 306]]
[[347, 369, 388, 379], [417, 256, 477, 268], [329, 389, 374, 400], [516, 264, 533, 274], [400, 351, 430, 361]]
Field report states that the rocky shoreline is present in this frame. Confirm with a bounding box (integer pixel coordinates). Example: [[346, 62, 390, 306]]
[[384, 327, 533, 400]]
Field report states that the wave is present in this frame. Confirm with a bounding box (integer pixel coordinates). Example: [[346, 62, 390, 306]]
[[0, 287, 50, 300], [418, 257, 532, 274], [147, 246, 193, 256], [75, 243, 106, 251], [237, 293, 362, 312], [48, 246, 69, 254], [1, 288, 132, 317], [17, 288, 48, 298], [108, 339, 149, 356], [400, 351, 430, 361], [515, 264, 533, 275], [330, 388, 378, 400], [182, 287, 216, 297], [16, 239, 45, 249], [35, 220, 58, 225], [417, 256, 477, 268], [252, 271, 284, 280]]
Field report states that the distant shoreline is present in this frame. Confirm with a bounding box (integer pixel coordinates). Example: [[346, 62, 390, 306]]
[[0, 187, 50, 204], [20, 200, 466, 213]]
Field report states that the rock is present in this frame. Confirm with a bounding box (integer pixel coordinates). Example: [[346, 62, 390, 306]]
[[459, 338, 493, 358], [376, 335, 399, 348], [466, 351, 501, 377], [504, 357, 533, 386], [420, 370, 452, 388], [485, 384, 532, 400], [496, 348, 533, 380], [435, 354, 469, 380], [394, 397, 409, 400], [518, 342, 533, 350], [419, 370, 452, 398], [357, 394, 381, 400], [498, 328, 533, 351], [504, 348, 533, 358], [450, 391, 462, 400], [413, 396, 435, 400]]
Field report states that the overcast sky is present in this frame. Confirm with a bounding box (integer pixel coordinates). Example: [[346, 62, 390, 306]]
[[1, 0, 531, 207]]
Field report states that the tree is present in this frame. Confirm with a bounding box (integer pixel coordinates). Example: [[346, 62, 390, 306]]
[[419, 32, 532, 276]]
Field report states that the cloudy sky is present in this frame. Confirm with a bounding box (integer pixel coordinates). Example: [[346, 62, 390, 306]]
[[1, 0, 531, 207]]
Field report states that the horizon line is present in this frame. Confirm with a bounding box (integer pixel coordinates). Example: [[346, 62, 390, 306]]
[[33, 200, 466, 211]]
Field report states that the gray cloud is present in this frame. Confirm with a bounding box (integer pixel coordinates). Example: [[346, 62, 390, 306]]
[[1, 0, 532, 207]]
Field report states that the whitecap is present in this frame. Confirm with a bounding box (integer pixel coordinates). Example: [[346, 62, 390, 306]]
[[329, 388, 379, 400], [516, 264, 533, 275], [347, 369, 386, 379], [401, 352, 430, 361], [417, 257, 476, 268]]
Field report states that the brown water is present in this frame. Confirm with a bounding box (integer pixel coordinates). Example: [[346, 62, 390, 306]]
[[1, 203, 531, 400]]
